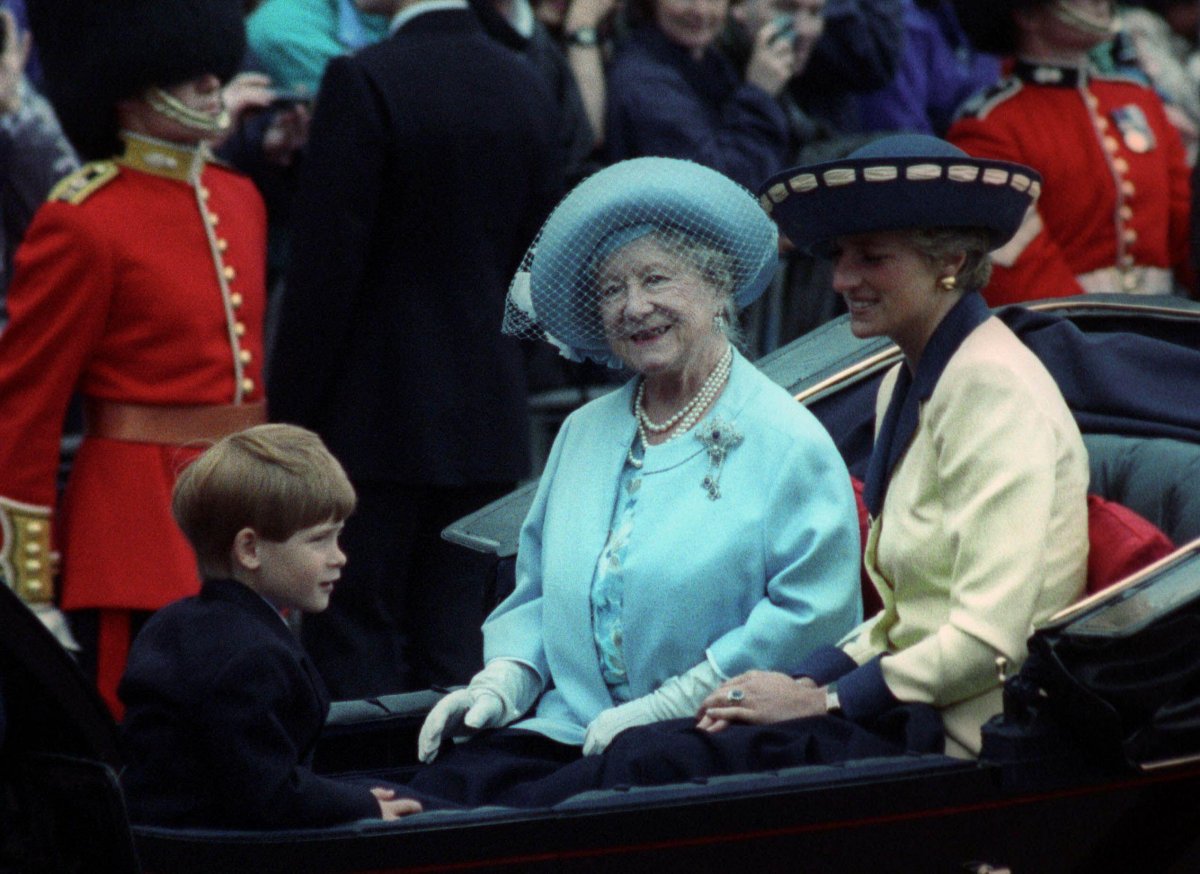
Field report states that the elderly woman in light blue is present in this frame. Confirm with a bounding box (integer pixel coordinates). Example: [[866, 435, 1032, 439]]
[[411, 157, 861, 807]]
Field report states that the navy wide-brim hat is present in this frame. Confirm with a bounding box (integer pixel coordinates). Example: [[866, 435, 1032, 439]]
[[509, 158, 779, 365], [758, 134, 1042, 257]]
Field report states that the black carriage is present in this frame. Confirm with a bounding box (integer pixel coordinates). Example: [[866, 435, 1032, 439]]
[[5, 294, 1200, 873]]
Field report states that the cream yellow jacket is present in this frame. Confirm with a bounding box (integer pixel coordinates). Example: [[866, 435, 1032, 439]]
[[845, 316, 1089, 757]]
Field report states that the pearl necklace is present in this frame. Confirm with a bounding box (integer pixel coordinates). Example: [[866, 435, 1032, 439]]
[[628, 345, 733, 469]]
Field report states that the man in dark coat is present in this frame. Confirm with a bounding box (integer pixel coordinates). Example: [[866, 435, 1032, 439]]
[[268, 0, 564, 699]]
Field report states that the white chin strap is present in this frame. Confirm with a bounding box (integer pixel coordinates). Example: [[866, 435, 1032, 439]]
[[144, 86, 231, 134], [1051, 0, 1115, 39]]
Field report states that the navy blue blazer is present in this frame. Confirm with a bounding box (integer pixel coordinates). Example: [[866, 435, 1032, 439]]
[[118, 579, 380, 828], [268, 7, 565, 486]]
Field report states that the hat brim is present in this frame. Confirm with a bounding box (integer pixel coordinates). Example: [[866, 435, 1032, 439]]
[[758, 155, 1042, 257], [529, 158, 778, 358]]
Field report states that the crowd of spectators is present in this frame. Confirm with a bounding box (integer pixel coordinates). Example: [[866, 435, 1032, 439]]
[[1, 0, 1199, 707]]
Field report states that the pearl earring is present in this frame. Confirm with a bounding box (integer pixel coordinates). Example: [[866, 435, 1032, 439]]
[[937, 275, 957, 293]]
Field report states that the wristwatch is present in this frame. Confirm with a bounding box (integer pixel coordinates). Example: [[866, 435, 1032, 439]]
[[565, 26, 600, 47]]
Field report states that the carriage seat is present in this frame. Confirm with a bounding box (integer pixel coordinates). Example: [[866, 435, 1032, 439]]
[[1083, 433, 1200, 546]]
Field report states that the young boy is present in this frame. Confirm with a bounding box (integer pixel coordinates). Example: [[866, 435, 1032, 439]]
[[118, 424, 422, 828]]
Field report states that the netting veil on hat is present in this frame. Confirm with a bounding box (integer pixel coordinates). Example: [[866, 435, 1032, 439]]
[[503, 158, 779, 366]]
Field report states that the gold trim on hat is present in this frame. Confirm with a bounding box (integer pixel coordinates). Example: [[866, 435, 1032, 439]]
[[947, 165, 980, 182], [982, 168, 1011, 185], [789, 173, 819, 193], [905, 164, 942, 181], [863, 166, 899, 182], [824, 168, 856, 187]]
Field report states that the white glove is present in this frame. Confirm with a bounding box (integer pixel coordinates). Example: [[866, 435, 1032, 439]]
[[417, 658, 542, 763], [30, 602, 81, 652], [582, 659, 724, 756]]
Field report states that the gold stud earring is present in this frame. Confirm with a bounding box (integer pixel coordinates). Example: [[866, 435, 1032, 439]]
[[937, 275, 957, 293]]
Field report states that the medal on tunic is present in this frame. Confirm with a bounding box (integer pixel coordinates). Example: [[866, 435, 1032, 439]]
[[1111, 105, 1156, 154]]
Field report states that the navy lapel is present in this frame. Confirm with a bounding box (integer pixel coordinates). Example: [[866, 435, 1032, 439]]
[[862, 292, 991, 517], [202, 578, 329, 708]]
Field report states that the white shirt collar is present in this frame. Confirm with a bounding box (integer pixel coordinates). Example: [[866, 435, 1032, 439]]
[[390, 0, 470, 33]]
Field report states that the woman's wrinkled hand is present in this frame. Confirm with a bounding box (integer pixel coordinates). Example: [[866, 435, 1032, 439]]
[[695, 670, 828, 732]]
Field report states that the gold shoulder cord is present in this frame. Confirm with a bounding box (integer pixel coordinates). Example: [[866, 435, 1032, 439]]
[[0, 496, 55, 603], [48, 161, 119, 205]]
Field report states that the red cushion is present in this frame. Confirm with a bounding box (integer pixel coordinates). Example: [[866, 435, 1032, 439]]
[[850, 477, 883, 618], [1086, 493, 1175, 594]]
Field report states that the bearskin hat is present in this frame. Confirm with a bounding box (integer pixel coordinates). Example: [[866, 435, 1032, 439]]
[[27, 0, 246, 160], [952, 0, 1052, 57]]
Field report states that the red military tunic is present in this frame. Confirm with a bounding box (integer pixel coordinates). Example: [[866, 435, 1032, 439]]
[[0, 133, 267, 613], [948, 60, 1193, 305]]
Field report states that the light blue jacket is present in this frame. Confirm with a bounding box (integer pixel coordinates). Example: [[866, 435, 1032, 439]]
[[483, 352, 862, 745]]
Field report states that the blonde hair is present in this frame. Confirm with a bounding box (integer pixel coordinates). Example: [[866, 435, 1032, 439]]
[[909, 227, 994, 292], [172, 424, 356, 579]]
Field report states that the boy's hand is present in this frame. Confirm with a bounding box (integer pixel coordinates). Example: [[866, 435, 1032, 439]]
[[370, 787, 423, 820]]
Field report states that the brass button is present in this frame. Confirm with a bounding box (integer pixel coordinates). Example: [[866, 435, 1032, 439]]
[[230, 291, 243, 308], [1103, 136, 1119, 153], [217, 238, 229, 253], [223, 265, 236, 281], [1095, 116, 1109, 130], [234, 322, 246, 337], [207, 212, 220, 226], [242, 378, 255, 394], [24, 559, 41, 573], [26, 520, 43, 534], [199, 186, 210, 200], [1113, 157, 1129, 174], [1124, 228, 1138, 244], [1121, 180, 1136, 197], [24, 542, 41, 555], [25, 578, 43, 593], [1119, 205, 1133, 220], [1085, 92, 1100, 109], [239, 348, 253, 364]]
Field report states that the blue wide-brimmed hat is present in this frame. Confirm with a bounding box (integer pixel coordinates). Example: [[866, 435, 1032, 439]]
[[503, 158, 779, 366], [758, 134, 1041, 257]]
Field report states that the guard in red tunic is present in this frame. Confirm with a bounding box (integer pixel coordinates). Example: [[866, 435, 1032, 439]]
[[3, 0, 267, 716], [950, 0, 1194, 305]]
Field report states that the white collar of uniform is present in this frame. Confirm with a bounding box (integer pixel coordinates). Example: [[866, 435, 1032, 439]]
[[390, 0, 470, 33]]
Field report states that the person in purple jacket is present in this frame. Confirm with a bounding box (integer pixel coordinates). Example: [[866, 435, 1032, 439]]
[[602, 0, 801, 188]]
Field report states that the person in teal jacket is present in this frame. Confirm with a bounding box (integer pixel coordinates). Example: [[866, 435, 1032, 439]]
[[407, 157, 861, 808], [246, 0, 390, 94]]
